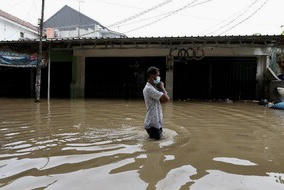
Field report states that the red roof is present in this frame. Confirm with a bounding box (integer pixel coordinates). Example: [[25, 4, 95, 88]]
[[0, 9, 38, 32]]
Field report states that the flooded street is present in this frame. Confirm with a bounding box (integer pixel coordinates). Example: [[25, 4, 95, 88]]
[[0, 98, 284, 190]]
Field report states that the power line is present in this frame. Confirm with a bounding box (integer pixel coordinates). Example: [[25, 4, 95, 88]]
[[218, 0, 269, 35], [80, 0, 175, 37], [116, 11, 171, 28], [123, 0, 212, 34], [203, 0, 260, 36], [119, 0, 213, 28], [107, 0, 175, 29]]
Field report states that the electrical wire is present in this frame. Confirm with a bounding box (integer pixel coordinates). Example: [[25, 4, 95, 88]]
[[80, 0, 176, 37], [123, 0, 212, 34], [218, 0, 269, 35], [107, 0, 175, 29], [119, 0, 213, 28], [115, 11, 171, 28], [203, 0, 260, 36], [201, 0, 269, 36]]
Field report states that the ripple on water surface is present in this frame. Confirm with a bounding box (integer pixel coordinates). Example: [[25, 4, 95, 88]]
[[0, 99, 284, 189]]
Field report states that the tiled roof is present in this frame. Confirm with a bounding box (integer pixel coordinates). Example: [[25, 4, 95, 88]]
[[43, 5, 104, 30], [0, 9, 38, 32]]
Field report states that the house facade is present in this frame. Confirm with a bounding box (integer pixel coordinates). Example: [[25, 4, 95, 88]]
[[0, 9, 38, 41], [1, 35, 283, 101], [43, 5, 126, 39], [1, 5, 284, 101], [68, 36, 284, 101]]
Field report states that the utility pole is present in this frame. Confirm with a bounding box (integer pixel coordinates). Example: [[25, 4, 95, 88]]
[[35, 0, 45, 102]]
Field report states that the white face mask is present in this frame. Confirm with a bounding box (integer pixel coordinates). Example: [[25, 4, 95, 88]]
[[154, 76, 161, 85]]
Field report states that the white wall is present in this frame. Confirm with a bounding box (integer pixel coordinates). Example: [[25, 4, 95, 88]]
[[56, 28, 116, 38], [49, 24, 123, 39], [0, 17, 38, 41]]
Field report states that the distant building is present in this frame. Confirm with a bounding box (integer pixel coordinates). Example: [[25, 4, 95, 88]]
[[43, 5, 126, 39], [0, 9, 38, 41]]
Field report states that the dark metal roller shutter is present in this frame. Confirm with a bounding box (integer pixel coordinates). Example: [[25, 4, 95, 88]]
[[85, 57, 166, 99], [173, 57, 257, 100]]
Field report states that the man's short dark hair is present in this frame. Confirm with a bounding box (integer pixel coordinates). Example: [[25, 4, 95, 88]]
[[147, 66, 159, 79]]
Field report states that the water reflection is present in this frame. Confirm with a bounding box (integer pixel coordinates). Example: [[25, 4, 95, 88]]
[[0, 98, 284, 189]]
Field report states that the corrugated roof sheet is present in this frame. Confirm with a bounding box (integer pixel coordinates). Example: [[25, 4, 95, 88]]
[[0, 35, 283, 48]]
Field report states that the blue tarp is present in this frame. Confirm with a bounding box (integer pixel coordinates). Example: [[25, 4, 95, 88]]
[[270, 102, 284, 110], [0, 52, 38, 68]]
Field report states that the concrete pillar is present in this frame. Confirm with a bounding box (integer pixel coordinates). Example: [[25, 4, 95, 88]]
[[166, 56, 174, 99], [70, 56, 85, 98], [255, 55, 267, 99]]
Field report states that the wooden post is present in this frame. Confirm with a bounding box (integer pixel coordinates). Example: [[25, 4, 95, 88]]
[[35, 0, 45, 102]]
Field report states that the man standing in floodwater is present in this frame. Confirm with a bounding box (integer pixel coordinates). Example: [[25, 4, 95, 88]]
[[143, 66, 170, 140]]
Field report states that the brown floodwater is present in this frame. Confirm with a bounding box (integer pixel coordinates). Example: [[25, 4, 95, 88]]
[[0, 98, 284, 190]]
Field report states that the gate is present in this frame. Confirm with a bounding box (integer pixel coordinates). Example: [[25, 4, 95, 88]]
[[85, 57, 166, 99], [173, 57, 257, 100]]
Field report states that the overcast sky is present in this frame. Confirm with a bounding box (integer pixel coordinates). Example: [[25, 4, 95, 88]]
[[0, 0, 283, 37]]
